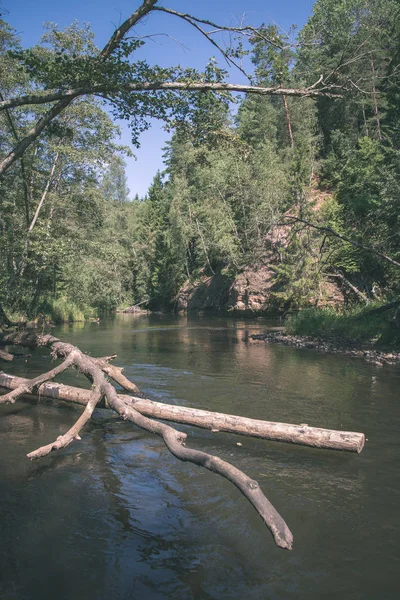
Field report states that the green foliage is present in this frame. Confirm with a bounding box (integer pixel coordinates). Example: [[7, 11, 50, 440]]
[[122, 0, 399, 312], [287, 304, 400, 346], [250, 24, 295, 86], [1, 0, 399, 323], [0, 21, 134, 317], [39, 297, 87, 324], [325, 137, 385, 215]]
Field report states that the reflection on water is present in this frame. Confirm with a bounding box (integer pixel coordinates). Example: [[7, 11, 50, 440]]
[[1, 314, 400, 599]]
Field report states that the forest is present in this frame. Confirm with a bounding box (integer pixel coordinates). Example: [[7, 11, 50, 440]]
[[1, 0, 399, 345], [1, 1, 400, 581]]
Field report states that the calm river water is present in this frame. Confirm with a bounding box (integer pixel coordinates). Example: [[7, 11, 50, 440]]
[[1, 314, 399, 599]]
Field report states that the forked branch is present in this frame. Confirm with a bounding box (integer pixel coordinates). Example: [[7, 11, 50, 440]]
[[0, 354, 74, 404], [0, 329, 293, 550]]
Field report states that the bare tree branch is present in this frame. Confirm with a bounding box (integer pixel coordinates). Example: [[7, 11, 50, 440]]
[[28, 152, 59, 232], [27, 379, 102, 459], [0, 0, 343, 177], [0, 353, 74, 404], [0, 372, 366, 453], [100, 0, 159, 58], [0, 329, 294, 550], [0, 80, 342, 113], [153, 5, 284, 50], [152, 5, 250, 78]]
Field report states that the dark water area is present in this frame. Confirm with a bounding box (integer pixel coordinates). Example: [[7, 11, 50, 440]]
[[1, 314, 400, 600]]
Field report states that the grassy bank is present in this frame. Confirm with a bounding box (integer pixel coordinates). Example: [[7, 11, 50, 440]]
[[286, 303, 400, 348], [39, 298, 98, 324], [2, 298, 98, 326]]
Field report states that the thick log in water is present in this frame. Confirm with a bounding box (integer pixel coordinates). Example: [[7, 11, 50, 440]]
[[0, 372, 365, 453], [0, 328, 294, 550]]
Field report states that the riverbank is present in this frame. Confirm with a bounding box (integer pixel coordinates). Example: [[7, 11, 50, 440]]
[[116, 305, 149, 315], [249, 331, 400, 366]]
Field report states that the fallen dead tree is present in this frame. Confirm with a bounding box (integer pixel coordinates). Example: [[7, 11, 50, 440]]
[[0, 373, 365, 453], [0, 329, 366, 550]]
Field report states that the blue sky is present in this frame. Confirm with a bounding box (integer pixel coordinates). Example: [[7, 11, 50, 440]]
[[4, 0, 316, 197]]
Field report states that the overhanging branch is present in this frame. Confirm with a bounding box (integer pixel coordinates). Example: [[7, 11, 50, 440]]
[[0, 0, 158, 176], [0, 80, 342, 112], [0, 0, 343, 177]]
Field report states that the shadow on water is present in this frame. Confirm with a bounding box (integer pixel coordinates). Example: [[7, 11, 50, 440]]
[[1, 313, 400, 599]]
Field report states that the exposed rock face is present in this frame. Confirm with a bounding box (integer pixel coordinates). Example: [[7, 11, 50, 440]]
[[174, 265, 281, 314], [226, 266, 276, 313], [175, 267, 278, 314], [175, 274, 231, 312], [175, 184, 347, 315], [175, 265, 345, 315]]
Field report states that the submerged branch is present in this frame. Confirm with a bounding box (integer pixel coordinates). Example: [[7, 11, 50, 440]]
[[0, 349, 14, 362], [0, 330, 294, 550]]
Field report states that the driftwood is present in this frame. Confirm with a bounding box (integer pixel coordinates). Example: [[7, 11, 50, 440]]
[[0, 328, 367, 550], [0, 330, 293, 550], [0, 373, 365, 453]]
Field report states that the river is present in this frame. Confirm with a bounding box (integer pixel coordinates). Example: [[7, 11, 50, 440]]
[[1, 314, 399, 599]]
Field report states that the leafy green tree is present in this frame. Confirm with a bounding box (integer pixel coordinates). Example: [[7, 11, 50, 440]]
[[101, 155, 130, 203]]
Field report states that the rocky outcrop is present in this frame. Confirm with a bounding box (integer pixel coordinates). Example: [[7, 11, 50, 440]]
[[175, 273, 231, 312], [225, 265, 277, 314], [175, 263, 345, 315], [175, 183, 347, 315]]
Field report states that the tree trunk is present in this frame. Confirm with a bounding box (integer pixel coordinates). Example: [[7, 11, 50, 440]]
[[0, 90, 31, 226], [330, 270, 369, 304], [0, 372, 365, 453], [283, 95, 295, 148], [28, 152, 59, 232], [370, 53, 382, 141], [361, 102, 369, 137], [0, 327, 369, 550]]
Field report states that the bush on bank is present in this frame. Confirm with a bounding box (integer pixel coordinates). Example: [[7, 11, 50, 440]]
[[286, 304, 400, 347]]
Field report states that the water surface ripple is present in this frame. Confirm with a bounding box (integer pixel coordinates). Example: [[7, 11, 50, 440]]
[[1, 314, 399, 599]]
